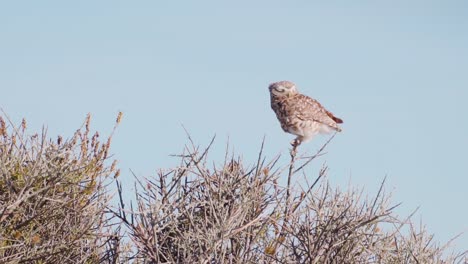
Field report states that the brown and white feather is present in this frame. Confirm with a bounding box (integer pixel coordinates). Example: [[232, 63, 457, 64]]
[[269, 81, 343, 144]]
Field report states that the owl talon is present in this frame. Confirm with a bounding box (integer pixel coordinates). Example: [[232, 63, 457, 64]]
[[290, 138, 301, 156], [291, 138, 301, 147]]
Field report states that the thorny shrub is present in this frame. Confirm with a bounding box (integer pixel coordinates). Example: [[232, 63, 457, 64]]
[[0, 112, 466, 264], [114, 136, 467, 264], [0, 113, 123, 264]]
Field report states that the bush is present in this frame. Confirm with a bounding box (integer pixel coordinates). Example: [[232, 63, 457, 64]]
[[0, 113, 121, 263], [1, 113, 466, 263], [114, 136, 467, 264]]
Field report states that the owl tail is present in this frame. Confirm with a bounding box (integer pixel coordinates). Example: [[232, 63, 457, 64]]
[[332, 116, 343, 124], [326, 110, 343, 124]]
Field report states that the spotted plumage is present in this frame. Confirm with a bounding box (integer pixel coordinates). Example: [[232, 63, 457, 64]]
[[269, 81, 343, 146]]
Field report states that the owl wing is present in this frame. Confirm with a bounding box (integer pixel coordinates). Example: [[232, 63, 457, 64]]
[[295, 94, 343, 130]]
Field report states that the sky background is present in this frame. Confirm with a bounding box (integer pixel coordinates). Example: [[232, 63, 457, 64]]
[[1, 0, 467, 252]]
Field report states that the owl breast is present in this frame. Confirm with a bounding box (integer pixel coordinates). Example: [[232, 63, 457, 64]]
[[270, 97, 290, 132]]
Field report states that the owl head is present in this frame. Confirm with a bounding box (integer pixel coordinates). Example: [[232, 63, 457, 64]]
[[269, 81, 298, 97]]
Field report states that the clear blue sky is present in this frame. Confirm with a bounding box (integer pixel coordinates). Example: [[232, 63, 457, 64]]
[[1, 1, 467, 251]]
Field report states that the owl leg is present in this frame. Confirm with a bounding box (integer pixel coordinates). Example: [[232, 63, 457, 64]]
[[291, 136, 303, 148], [290, 138, 300, 147], [290, 137, 302, 156]]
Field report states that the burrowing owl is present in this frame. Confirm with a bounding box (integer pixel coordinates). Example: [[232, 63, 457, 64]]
[[269, 81, 343, 146]]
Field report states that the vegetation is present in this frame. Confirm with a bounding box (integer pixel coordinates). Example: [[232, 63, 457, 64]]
[[0, 113, 121, 263], [0, 113, 466, 263]]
